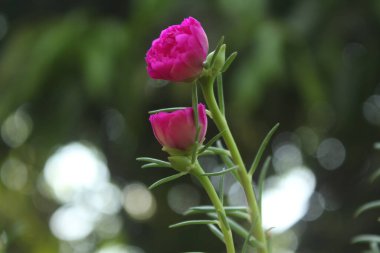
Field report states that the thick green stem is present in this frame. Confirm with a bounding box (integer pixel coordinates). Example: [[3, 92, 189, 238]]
[[192, 162, 236, 253], [200, 76, 268, 253]]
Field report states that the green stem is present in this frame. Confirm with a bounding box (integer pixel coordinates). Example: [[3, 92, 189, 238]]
[[200, 76, 268, 253], [192, 162, 236, 253]]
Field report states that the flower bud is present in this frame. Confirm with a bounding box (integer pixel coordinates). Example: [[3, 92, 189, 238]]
[[149, 104, 208, 152], [145, 17, 209, 82], [205, 44, 226, 74]]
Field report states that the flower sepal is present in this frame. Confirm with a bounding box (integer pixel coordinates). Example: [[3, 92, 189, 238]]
[[205, 44, 226, 75], [168, 156, 194, 172], [162, 146, 193, 156]]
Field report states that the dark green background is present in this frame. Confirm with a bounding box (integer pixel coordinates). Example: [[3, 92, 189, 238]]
[[0, 0, 380, 252]]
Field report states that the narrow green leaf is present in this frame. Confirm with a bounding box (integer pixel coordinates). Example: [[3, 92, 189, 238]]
[[217, 74, 225, 115], [148, 107, 186, 114], [268, 236, 273, 253], [208, 214, 264, 249], [217, 209, 230, 230], [216, 141, 233, 158], [169, 219, 218, 228], [221, 52, 237, 73], [198, 150, 217, 157], [208, 224, 224, 243], [241, 224, 255, 253], [352, 235, 380, 244], [226, 217, 252, 242], [370, 169, 380, 183], [228, 211, 251, 221], [184, 205, 248, 215], [355, 200, 380, 217], [198, 130, 226, 155], [218, 167, 226, 204], [216, 140, 241, 182], [258, 156, 272, 212], [198, 148, 230, 157], [141, 162, 171, 169], [206, 146, 231, 156], [248, 123, 279, 177], [205, 109, 213, 119], [191, 83, 200, 164], [181, 252, 207, 253], [137, 157, 171, 167], [149, 172, 187, 190], [370, 242, 380, 253], [201, 166, 238, 177], [192, 83, 199, 133], [210, 36, 225, 67]]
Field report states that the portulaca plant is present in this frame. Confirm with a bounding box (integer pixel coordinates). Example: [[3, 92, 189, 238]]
[[138, 17, 279, 253]]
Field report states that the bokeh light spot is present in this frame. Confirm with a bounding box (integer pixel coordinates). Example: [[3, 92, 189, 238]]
[[316, 138, 346, 170], [295, 127, 319, 155], [103, 109, 126, 142], [0, 230, 8, 250], [94, 215, 123, 239], [1, 157, 28, 191], [96, 244, 144, 253], [363, 95, 380, 126], [50, 204, 95, 241], [271, 229, 299, 253], [262, 167, 316, 233], [43, 142, 110, 203], [78, 182, 122, 215], [302, 192, 325, 221], [273, 144, 303, 172], [1, 107, 33, 148], [167, 183, 201, 214], [227, 182, 247, 206], [123, 182, 156, 221]]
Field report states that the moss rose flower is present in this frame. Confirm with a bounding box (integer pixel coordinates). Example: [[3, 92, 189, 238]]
[[145, 17, 209, 82], [149, 104, 208, 151]]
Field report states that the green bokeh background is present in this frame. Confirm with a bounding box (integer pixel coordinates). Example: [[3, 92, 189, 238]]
[[0, 0, 380, 252]]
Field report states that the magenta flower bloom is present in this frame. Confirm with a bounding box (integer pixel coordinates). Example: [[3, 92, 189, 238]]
[[149, 104, 208, 151], [145, 17, 209, 82]]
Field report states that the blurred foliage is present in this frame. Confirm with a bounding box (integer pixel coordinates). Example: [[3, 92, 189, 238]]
[[352, 144, 380, 253], [0, 0, 379, 252]]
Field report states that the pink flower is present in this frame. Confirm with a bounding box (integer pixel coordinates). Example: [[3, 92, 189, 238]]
[[149, 104, 208, 151], [145, 17, 209, 82]]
